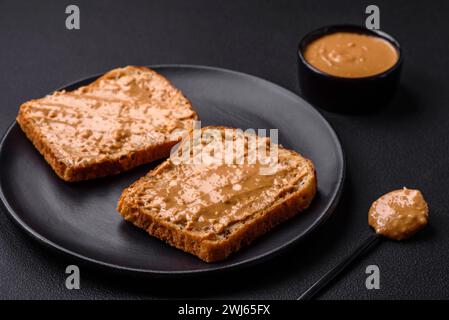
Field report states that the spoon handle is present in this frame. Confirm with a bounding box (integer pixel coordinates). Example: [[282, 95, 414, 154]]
[[297, 233, 382, 300]]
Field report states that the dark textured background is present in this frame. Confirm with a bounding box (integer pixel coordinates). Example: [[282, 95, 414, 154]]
[[1, 0, 448, 299]]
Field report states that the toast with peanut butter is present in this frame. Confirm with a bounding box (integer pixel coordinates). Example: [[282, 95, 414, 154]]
[[117, 126, 317, 262], [17, 66, 198, 181]]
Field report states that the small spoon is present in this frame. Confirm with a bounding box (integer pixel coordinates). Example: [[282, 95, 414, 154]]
[[298, 188, 429, 300]]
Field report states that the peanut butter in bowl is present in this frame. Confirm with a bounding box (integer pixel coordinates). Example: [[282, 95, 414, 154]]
[[304, 32, 399, 78], [297, 25, 403, 112]]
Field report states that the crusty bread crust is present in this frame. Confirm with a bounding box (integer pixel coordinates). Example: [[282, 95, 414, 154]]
[[17, 116, 178, 181], [16, 66, 198, 182], [117, 126, 317, 262]]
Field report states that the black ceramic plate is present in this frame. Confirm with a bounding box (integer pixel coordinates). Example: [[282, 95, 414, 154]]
[[0, 65, 344, 276]]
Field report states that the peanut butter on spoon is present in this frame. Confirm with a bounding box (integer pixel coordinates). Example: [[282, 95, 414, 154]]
[[299, 188, 429, 300], [368, 188, 429, 240]]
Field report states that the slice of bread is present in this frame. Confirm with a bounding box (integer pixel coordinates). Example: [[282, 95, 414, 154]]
[[17, 66, 198, 181], [117, 126, 317, 262]]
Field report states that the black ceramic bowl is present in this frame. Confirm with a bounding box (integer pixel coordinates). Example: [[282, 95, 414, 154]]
[[298, 25, 403, 113]]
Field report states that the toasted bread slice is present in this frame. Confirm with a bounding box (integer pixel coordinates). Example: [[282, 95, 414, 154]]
[[17, 66, 198, 181], [117, 126, 317, 262]]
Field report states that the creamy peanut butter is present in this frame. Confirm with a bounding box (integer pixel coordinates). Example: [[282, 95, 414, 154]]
[[131, 133, 310, 238], [304, 32, 398, 78], [368, 188, 428, 240], [20, 67, 196, 167]]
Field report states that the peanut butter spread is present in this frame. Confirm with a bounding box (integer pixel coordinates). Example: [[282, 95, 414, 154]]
[[129, 135, 311, 238], [19, 66, 197, 167], [304, 32, 398, 78], [369, 188, 428, 240]]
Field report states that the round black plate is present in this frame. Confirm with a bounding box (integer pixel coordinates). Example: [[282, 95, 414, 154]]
[[0, 65, 345, 276]]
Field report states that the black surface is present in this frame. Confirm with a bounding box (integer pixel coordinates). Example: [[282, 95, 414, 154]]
[[298, 233, 381, 300], [0, 0, 448, 299], [0, 65, 344, 275]]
